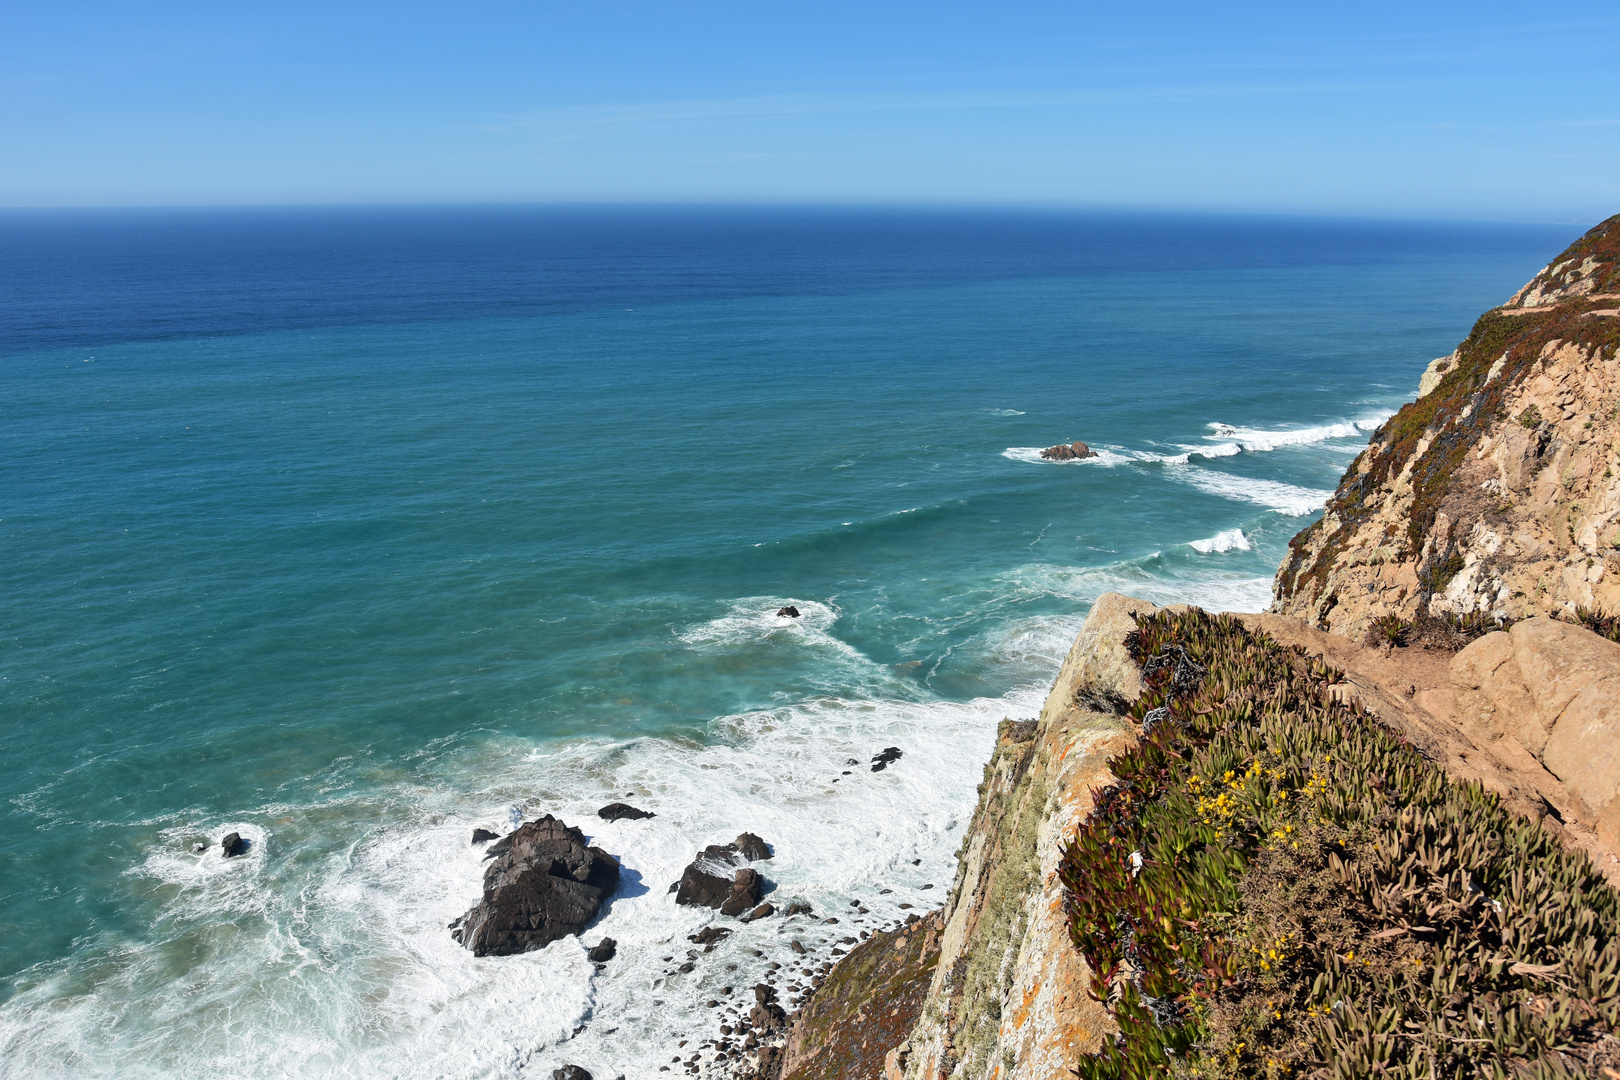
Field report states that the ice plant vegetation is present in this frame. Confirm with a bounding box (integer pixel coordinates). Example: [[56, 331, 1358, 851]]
[[1060, 608, 1620, 1078]]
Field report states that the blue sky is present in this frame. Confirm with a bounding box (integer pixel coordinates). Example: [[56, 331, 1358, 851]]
[[2, 2, 1616, 218]]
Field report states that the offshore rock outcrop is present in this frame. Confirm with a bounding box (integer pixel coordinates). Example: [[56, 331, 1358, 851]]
[[451, 815, 619, 957], [1039, 441, 1097, 461], [1274, 214, 1620, 638], [676, 834, 773, 916]]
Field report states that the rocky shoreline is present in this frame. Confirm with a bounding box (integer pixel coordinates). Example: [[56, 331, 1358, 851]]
[[463, 214, 1620, 1080], [673, 213, 1620, 1079]]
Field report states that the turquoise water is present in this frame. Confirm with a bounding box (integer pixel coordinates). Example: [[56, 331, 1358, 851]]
[[0, 209, 1571, 1077]]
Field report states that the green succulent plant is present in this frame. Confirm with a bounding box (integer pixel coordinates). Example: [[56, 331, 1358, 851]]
[[1059, 609, 1620, 1079]]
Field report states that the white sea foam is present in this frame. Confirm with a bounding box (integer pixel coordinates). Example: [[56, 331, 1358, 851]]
[[1169, 467, 1333, 516], [985, 408, 1026, 416], [1188, 528, 1252, 554], [678, 597, 840, 648], [1204, 412, 1391, 453], [1001, 561, 1274, 614], [0, 567, 1297, 1077], [0, 633, 1049, 1080]]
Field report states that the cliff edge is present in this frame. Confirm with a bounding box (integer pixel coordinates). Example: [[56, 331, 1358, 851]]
[[724, 215, 1620, 1080], [1274, 214, 1620, 637]]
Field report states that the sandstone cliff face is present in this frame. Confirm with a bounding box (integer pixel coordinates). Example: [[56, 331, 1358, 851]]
[[892, 594, 1149, 1080], [1273, 214, 1620, 637]]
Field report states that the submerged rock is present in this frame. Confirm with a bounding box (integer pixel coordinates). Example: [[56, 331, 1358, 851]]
[[471, 828, 501, 844], [220, 832, 247, 858], [871, 746, 904, 772], [596, 802, 655, 822], [1040, 441, 1098, 461], [451, 815, 620, 957]]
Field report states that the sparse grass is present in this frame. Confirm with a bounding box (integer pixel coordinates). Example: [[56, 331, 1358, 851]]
[[1565, 607, 1620, 644], [1365, 613, 1412, 649], [1059, 608, 1620, 1079]]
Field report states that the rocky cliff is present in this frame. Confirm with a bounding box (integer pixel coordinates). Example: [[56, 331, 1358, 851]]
[[728, 214, 1620, 1080], [757, 589, 1620, 1079], [1274, 214, 1620, 637]]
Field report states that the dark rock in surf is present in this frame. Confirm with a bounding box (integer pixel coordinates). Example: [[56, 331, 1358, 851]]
[[451, 815, 620, 957], [471, 828, 501, 844], [745, 902, 775, 921], [720, 869, 763, 916], [777, 606, 801, 618], [553, 1067, 593, 1080], [871, 746, 904, 771], [782, 901, 813, 917], [1040, 441, 1098, 461], [597, 802, 655, 822], [221, 832, 247, 858], [732, 832, 772, 861], [676, 862, 735, 909], [674, 834, 774, 913], [690, 925, 733, 946], [750, 984, 788, 1032], [587, 937, 617, 963], [192, 839, 209, 854]]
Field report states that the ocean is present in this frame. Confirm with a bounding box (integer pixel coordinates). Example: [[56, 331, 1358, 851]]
[[0, 207, 1571, 1078]]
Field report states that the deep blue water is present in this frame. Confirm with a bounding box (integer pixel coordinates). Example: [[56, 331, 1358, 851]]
[[0, 208, 1572, 1078]]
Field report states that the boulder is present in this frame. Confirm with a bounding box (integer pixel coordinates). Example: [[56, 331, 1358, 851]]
[[871, 747, 903, 772], [745, 902, 775, 921], [750, 984, 787, 1032], [451, 815, 620, 957], [1452, 617, 1620, 844], [552, 1068, 593, 1080], [596, 802, 655, 822], [673, 834, 773, 913], [777, 606, 801, 618], [1039, 441, 1098, 461], [675, 860, 736, 908], [471, 828, 501, 844], [587, 937, 617, 963], [719, 869, 763, 916], [732, 832, 772, 861], [221, 832, 247, 858]]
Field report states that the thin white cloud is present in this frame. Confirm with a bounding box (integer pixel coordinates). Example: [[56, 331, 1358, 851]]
[[482, 80, 1410, 134]]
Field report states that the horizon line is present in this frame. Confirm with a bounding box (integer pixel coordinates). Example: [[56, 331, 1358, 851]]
[[0, 199, 1599, 228]]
